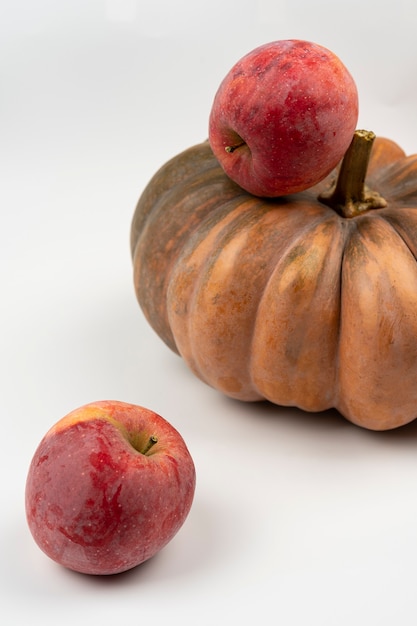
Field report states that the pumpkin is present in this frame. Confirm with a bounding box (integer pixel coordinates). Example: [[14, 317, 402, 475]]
[[131, 130, 417, 431]]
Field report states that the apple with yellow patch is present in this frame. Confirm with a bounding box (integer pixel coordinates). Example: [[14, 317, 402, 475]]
[[25, 400, 196, 575]]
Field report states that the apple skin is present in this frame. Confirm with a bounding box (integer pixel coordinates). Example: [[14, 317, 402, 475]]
[[25, 400, 196, 575], [208, 40, 359, 197]]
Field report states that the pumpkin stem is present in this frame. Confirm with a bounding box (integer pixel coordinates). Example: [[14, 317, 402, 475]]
[[319, 129, 387, 218]]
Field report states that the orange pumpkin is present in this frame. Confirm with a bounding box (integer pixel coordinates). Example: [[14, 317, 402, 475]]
[[131, 131, 417, 430]]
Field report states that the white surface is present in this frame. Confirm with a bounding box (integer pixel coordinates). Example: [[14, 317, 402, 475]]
[[2, 1, 417, 624]]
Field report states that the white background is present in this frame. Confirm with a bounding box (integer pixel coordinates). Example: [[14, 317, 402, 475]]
[[2, 1, 417, 624]]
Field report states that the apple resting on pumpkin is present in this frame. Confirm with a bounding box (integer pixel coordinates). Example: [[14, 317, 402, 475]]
[[209, 39, 358, 197]]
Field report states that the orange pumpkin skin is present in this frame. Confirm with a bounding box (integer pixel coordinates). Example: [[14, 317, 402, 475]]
[[131, 138, 417, 430]]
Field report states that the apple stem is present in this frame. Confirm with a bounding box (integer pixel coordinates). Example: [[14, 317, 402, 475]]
[[319, 129, 387, 218], [225, 142, 246, 153], [142, 435, 158, 455]]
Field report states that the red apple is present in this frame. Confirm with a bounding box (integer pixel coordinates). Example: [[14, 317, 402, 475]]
[[208, 39, 359, 197], [25, 400, 196, 575]]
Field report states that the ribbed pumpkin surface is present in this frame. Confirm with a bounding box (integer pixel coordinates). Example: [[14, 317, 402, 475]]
[[131, 138, 417, 430]]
